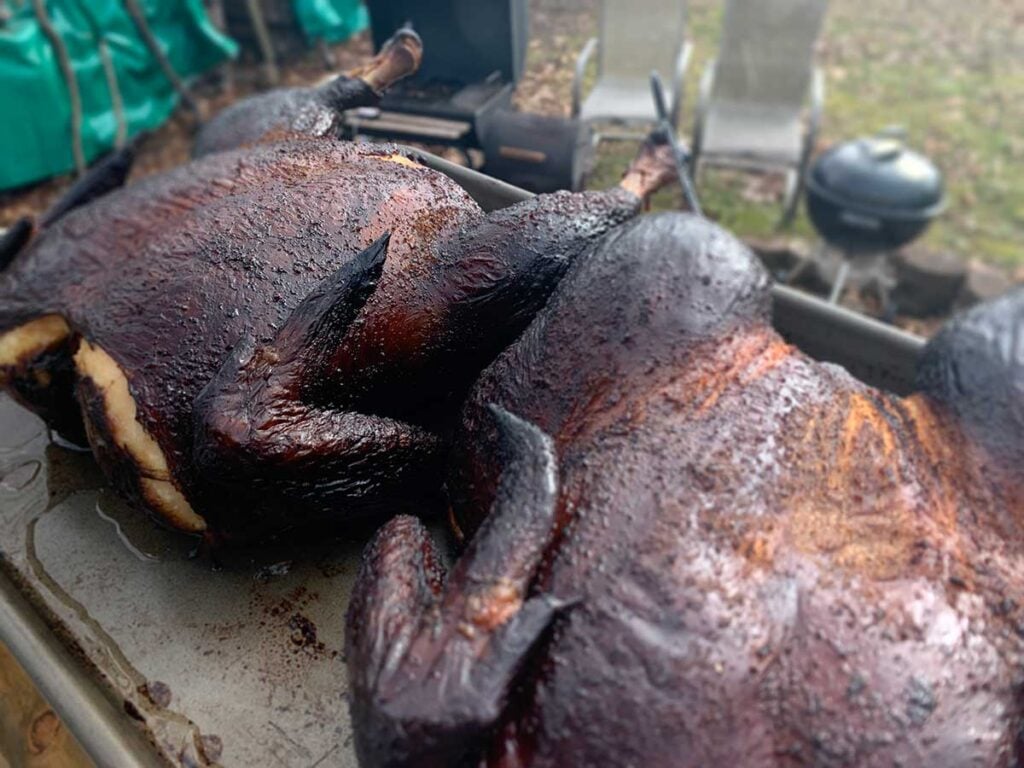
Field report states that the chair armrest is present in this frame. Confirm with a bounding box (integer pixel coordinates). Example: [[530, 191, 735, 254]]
[[690, 59, 715, 171], [669, 39, 694, 129], [808, 66, 825, 142], [572, 37, 599, 119]]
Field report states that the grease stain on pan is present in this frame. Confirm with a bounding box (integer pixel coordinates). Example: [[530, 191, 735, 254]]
[[94, 489, 196, 564], [0, 393, 365, 768]]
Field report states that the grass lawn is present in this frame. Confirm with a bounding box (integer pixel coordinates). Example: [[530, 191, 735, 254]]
[[521, 0, 1024, 267]]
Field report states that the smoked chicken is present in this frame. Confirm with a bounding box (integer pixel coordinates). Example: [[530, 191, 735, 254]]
[[0, 113, 675, 541], [192, 26, 423, 157], [347, 213, 1024, 767]]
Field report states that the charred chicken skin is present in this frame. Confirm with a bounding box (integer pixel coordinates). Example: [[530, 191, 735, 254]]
[[347, 213, 1024, 767], [0, 107, 675, 540]]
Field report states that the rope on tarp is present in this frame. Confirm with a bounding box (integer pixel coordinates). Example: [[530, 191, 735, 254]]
[[72, 0, 130, 149], [71, 0, 129, 149], [122, 0, 199, 115], [31, 0, 86, 174], [97, 37, 127, 148]]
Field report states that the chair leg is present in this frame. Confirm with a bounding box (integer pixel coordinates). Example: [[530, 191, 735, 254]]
[[781, 115, 818, 230], [689, 132, 702, 177], [777, 169, 799, 230], [692, 157, 704, 196]]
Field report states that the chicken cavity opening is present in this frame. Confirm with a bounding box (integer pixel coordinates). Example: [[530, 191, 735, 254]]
[[0, 315, 70, 374], [73, 340, 207, 534]]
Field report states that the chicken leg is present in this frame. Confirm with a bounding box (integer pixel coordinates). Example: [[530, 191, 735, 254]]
[[346, 406, 564, 768]]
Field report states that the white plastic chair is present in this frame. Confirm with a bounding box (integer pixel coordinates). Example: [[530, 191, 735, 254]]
[[571, 0, 693, 139], [691, 0, 828, 226]]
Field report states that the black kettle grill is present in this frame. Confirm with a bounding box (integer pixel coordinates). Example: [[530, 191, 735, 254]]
[[804, 132, 946, 302]]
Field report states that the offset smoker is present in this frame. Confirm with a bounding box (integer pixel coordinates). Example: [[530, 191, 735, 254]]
[[0, 159, 925, 768], [353, 0, 589, 193]]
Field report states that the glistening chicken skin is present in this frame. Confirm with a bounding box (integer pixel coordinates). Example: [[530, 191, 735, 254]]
[[347, 213, 1024, 767]]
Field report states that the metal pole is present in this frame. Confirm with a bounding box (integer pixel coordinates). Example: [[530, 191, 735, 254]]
[[650, 71, 702, 216], [244, 0, 280, 85], [122, 0, 199, 115]]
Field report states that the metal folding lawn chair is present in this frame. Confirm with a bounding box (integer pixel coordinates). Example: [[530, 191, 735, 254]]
[[691, 0, 828, 227], [571, 0, 693, 141]]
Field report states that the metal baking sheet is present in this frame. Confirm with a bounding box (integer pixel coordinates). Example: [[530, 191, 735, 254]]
[[0, 153, 927, 768], [0, 395, 371, 767]]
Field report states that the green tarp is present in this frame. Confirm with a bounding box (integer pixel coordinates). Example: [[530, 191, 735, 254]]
[[294, 0, 367, 44], [0, 0, 368, 191], [0, 0, 236, 190]]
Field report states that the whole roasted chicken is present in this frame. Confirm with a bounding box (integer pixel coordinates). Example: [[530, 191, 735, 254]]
[[193, 26, 423, 157], [347, 213, 1024, 766], [0, 91, 674, 541]]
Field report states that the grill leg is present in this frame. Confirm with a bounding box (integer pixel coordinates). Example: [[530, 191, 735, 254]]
[[829, 260, 851, 304], [786, 240, 827, 285]]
